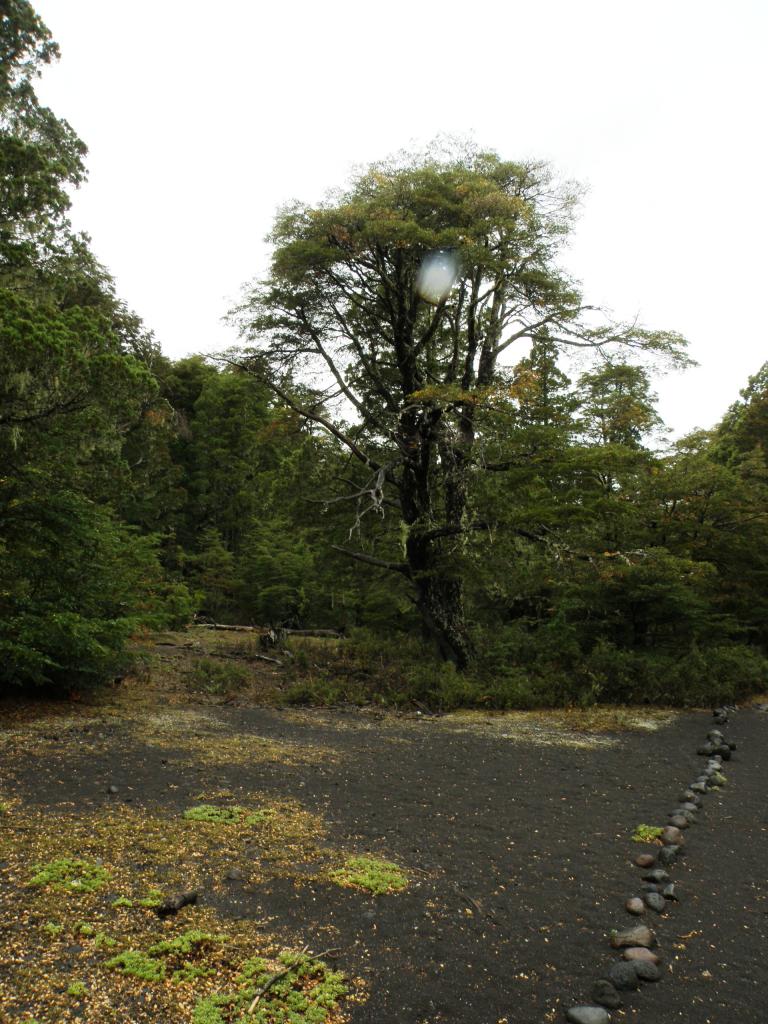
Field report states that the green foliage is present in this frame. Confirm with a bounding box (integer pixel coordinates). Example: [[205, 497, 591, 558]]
[[631, 824, 663, 843], [66, 981, 86, 997], [106, 949, 166, 982], [192, 950, 349, 1024], [136, 889, 165, 909], [184, 658, 250, 694], [329, 855, 408, 894], [111, 896, 133, 908], [29, 857, 109, 893], [183, 805, 245, 825]]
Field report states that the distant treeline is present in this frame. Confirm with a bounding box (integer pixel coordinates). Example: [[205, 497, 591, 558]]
[[1, 2, 766, 704]]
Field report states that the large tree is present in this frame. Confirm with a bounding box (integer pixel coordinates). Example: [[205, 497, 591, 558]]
[[232, 147, 689, 667]]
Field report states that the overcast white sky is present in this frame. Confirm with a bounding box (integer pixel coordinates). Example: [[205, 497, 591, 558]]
[[35, 0, 767, 436]]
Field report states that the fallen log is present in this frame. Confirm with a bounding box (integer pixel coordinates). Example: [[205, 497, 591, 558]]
[[197, 624, 343, 639]]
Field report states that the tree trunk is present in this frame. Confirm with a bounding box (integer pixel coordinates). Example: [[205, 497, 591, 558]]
[[415, 570, 473, 669]]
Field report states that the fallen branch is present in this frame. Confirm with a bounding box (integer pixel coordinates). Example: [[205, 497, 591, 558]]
[[247, 946, 342, 1013]]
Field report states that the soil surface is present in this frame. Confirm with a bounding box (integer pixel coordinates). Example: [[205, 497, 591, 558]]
[[1, 699, 766, 1024]]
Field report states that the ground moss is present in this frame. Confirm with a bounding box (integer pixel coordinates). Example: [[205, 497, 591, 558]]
[[29, 857, 110, 893], [107, 949, 167, 982], [183, 805, 245, 825], [66, 981, 86, 997], [328, 855, 408, 894], [111, 895, 133, 908], [632, 824, 664, 843]]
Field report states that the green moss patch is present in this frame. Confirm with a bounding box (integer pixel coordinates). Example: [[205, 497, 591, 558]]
[[29, 857, 110, 893], [631, 824, 664, 843], [192, 949, 348, 1024], [183, 805, 246, 825], [328, 855, 408, 894]]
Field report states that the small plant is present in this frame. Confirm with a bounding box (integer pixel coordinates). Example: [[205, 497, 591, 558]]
[[106, 949, 166, 982], [74, 921, 96, 937], [185, 658, 250, 695], [29, 857, 110, 893], [111, 895, 133, 908], [137, 888, 165, 909], [147, 930, 226, 957], [67, 981, 86, 997], [244, 808, 277, 826], [183, 804, 245, 825], [42, 922, 63, 937], [328, 855, 408, 894], [0, 801, 9, 815], [632, 824, 664, 843]]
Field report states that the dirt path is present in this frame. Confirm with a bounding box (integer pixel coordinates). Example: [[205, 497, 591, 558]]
[[1, 702, 766, 1023]]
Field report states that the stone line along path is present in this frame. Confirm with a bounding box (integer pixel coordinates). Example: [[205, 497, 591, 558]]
[[564, 706, 761, 1024], [1, 702, 767, 1023]]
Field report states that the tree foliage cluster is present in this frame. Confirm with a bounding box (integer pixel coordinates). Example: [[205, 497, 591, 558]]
[[1, 2, 766, 704]]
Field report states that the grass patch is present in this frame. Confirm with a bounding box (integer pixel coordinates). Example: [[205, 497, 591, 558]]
[[29, 857, 110, 893], [66, 981, 86, 997], [632, 824, 663, 843], [184, 658, 251, 695], [328, 855, 408, 895]]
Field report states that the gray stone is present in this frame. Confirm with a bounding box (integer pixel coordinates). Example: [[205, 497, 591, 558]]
[[707, 730, 723, 742], [225, 867, 244, 881], [623, 946, 661, 965], [634, 960, 662, 982], [642, 869, 669, 884], [679, 789, 697, 803], [681, 801, 699, 813], [727, 740, 737, 750], [668, 814, 689, 829], [641, 882, 662, 893], [697, 743, 714, 755], [658, 845, 680, 867], [691, 782, 707, 795], [565, 1008, 611, 1024], [710, 771, 727, 786], [644, 892, 666, 913], [634, 853, 656, 868], [662, 883, 678, 901], [661, 825, 684, 845], [607, 961, 640, 991], [107, 784, 119, 794], [625, 897, 645, 915], [718, 746, 732, 761], [611, 923, 656, 949], [591, 979, 622, 1009]]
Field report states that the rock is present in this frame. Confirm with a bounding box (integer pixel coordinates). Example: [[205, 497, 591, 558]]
[[565, 1007, 611, 1024], [644, 892, 666, 914], [641, 882, 663, 893], [718, 746, 732, 761], [225, 867, 244, 881], [625, 897, 645, 915], [697, 744, 715, 756], [623, 946, 661, 965], [679, 788, 697, 802], [690, 782, 707, 795], [634, 959, 662, 982], [662, 883, 678, 901], [681, 801, 699, 813], [658, 845, 680, 867], [707, 730, 723, 742], [155, 890, 198, 918], [668, 814, 689, 829], [107, 785, 119, 794], [607, 961, 640, 991], [592, 979, 622, 1009], [611, 923, 656, 949], [634, 853, 656, 868], [727, 740, 737, 750], [661, 825, 684, 845], [643, 868, 670, 884], [710, 771, 727, 787]]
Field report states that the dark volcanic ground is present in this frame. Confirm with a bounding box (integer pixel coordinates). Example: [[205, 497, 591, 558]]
[[1, 703, 766, 1024]]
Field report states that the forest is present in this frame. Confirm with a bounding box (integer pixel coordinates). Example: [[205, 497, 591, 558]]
[[2, 0, 767, 709]]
